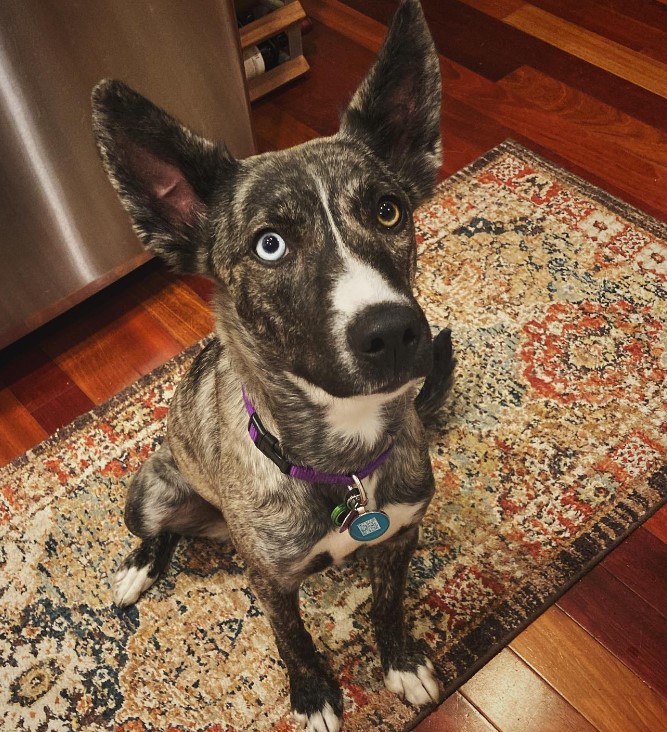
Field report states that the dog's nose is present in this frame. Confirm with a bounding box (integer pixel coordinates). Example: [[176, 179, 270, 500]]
[[348, 304, 425, 376]]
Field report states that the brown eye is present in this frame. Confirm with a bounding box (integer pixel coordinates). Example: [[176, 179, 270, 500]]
[[377, 197, 402, 228]]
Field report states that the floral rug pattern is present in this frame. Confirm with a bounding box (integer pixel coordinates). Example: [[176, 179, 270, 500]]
[[1, 141, 666, 731]]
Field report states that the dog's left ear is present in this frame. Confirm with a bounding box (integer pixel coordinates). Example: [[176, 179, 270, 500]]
[[340, 0, 442, 206]]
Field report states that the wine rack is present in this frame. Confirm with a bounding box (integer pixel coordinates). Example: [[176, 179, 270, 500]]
[[238, 0, 310, 101]]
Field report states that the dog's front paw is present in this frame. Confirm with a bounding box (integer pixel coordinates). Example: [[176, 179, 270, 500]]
[[293, 701, 341, 732], [291, 679, 343, 732], [111, 534, 179, 607], [384, 657, 440, 707], [112, 562, 157, 607]]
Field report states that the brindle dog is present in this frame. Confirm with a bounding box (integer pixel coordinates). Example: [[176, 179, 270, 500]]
[[92, 2, 453, 729]]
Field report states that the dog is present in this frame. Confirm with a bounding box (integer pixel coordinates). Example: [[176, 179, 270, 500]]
[[92, 1, 453, 729]]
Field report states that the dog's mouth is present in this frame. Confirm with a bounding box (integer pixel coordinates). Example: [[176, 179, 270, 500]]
[[290, 333, 433, 401], [287, 371, 424, 416], [366, 360, 433, 398], [284, 303, 433, 400], [372, 363, 432, 395]]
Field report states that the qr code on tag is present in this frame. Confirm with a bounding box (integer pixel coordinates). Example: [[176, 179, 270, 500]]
[[359, 517, 381, 536]]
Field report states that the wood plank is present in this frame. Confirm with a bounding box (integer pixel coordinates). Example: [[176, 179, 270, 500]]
[[332, 0, 394, 26], [415, 691, 498, 732], [30, 385, 95, 436], [602, 527, 667, 616], [0, 389, 48, 466], [43, 303, 184, 404], [558, 565, 667, 697], [131, 270, 213, 347], [252, 100, 319, 152], [422, 0, 527, 80], [0, 341, 51, 388], [589, 0, 667, 29], [1, 342, 94, 436], [302, 0, 385, 53], [239, 1, 307, 49], [511, 606, 667, 732], [440, 93, 516, 176], [1, 346, 74, 412], [525, 0, 667, 63], [645, 505, 667, 544], [499, 65, 667, 168], [504, 4, 667, 99], [459, 0, 527, 20], [461, 648, 598, 732], [642, 39, 667, 67], [179, 273, 214, 304]]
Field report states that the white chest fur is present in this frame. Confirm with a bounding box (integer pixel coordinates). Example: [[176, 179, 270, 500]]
[[297, 473, 426, 571]]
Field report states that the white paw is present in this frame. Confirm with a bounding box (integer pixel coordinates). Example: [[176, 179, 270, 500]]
[[112, 564, 156, 607], [384, 659, 440, 706], [292, 702, 341, 732]]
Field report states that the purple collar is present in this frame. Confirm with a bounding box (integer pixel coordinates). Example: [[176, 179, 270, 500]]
[[242, 387, 393, 484]]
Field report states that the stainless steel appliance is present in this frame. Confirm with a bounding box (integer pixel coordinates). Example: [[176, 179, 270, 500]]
[[0, 0, 256, 348]]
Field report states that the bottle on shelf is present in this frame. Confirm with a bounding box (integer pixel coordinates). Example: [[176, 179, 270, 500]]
[[242, 37, 281, 80]]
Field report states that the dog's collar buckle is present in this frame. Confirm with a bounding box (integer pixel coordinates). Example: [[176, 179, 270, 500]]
[[248, 411, 292, 474]]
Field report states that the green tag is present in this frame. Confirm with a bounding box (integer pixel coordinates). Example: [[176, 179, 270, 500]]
[[331, 503, 348, 526]]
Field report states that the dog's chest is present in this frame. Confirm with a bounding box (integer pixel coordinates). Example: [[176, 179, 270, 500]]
[[292, 474, 427, 574], [301, 500, 425, 569]]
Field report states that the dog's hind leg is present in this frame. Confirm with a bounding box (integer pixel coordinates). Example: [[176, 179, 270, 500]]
[[112, 442, 228, 607]]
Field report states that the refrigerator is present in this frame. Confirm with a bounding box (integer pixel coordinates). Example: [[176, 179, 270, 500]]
[[0, 0, 256, 348]]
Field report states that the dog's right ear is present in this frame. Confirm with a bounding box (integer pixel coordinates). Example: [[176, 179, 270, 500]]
[[92, 80, 236, 275], [339, 0, 441, 206]]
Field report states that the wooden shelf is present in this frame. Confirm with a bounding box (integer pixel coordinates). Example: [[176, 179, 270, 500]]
[[246, 54, 310, 102], [238, 0, 310, 100], [239, 1, 305, 49]]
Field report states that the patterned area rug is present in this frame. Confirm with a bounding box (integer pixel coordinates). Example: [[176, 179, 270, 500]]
[[2, 140, 666, 732]]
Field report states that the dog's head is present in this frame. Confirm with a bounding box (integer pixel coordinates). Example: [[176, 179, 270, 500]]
[[92, 0, 441, 399]]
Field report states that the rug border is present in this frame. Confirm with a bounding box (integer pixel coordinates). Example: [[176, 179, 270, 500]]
[[440, 139, 667, 239], [407, 468, 667, 730]]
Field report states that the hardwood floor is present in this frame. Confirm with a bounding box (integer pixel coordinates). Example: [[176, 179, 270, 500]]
[[1, 1, 665, 729]]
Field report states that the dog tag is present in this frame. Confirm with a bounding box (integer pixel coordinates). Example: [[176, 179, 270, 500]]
[[331, 503, 348, 527], [349, 510, 390, 542], [338, 508, 359, 533]]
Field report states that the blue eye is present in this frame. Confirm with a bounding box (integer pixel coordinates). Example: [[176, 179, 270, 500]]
[[255, 231, 287, 262]]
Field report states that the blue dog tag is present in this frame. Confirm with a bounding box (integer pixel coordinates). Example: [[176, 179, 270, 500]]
[[349, 511, 390, 542]]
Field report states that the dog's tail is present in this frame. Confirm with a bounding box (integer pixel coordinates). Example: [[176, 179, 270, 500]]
[[415, 328, 455, 426]]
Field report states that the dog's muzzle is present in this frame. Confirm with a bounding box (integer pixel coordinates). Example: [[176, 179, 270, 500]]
[[347, 303, 433, 390]]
